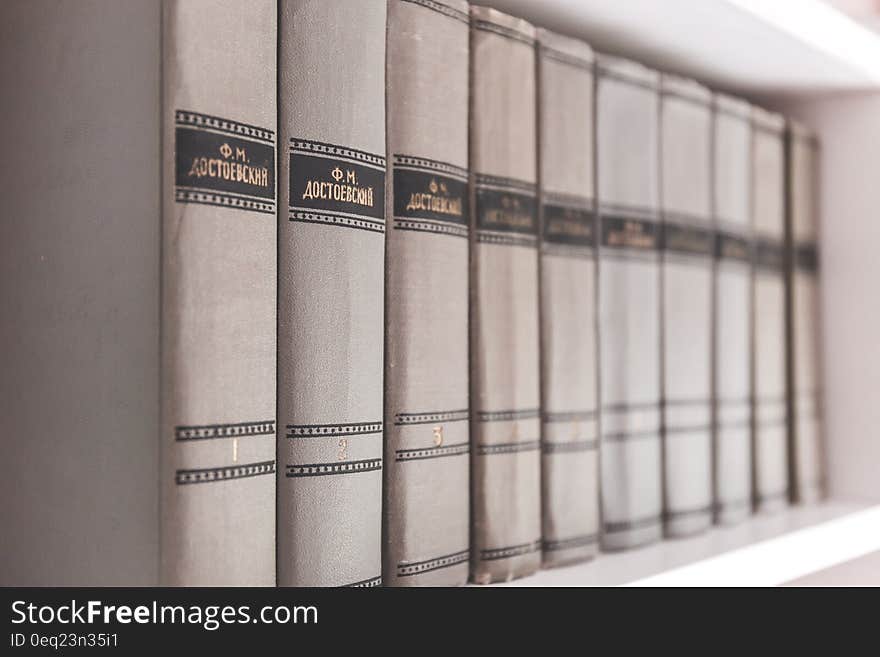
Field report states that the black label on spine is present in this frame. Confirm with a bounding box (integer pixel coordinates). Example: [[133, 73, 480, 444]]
[[475, 189, 537, 236], [796, 242, 819, 272], [175, 110, 276, 214], [542, 202, 595, 247], [393, 168, 467, 226], [600, 215, 659, 251], [715, 231, 752, 263], [755, 238, 785, 271], [662, 222, 714, 256], [289, 139, 386, 231]]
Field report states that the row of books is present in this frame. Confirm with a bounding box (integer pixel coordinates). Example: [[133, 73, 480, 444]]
[[158, 0, 825, 586], [1, 0, 798, 588]]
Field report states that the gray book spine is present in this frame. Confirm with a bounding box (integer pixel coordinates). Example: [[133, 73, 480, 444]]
[[536, 29, 599, 567], [751, 107, 789, 513], [384, 0, 471, 587], [160, 0, 277, 585], [596, 56, 663, 550], [1, 0, 160, 586], [659, 75, 713, 537], [469, 5, 541, 584], [787, 123, 825, 504], [712, 94, 753, 525], [277, 0, 386, 587]]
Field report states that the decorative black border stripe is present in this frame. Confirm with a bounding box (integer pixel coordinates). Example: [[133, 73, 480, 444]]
[[665, 424, 712, 436], [343, 576, 382, 588], [400, 0, 469, 24], [175, 110, 274, 143], [176, 420, 275, 441], [176, 460, 275, 485], [285, 458, 383, 478], [603, 514, 661, 534], [665, 505, 712, 520], [175, 189, 276, 215], [397, 549, 470, 577], [543, 410, 597, 423], [394, 218, 470, 239], [541, 45, 593, 72], [286, 422, 382, 438], [542, 242, 594, 259], [479, 540, 542, 562], [476, 408, 540, 423], [603, 401, 660, 413], [542, 439, 598, 454], [289, 210, 385, 234], [395, 409, 469, 426], [543, 533, 598, 552], [392, 154, 468, 180], [472, 18, 535, 46], [602, 429, 660, 443], [289, 138, 385, 168], [476, 231, 538, 247], [473, 173, 536, 195], [395, 441, 469, 462], [476, 440, 540, 456]]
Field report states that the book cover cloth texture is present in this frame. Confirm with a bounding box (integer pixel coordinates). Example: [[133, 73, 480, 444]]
[[713, 93, 753, 525], [161, 0, 277, 586], [278, 0, 387, 587], [596, 55, 663, 550], [384, 0, 471, 587], [751, 107, 789, 513], [469, 5, 542, 583], [536, 28, 599, 567], [659, 75, 713, 537]]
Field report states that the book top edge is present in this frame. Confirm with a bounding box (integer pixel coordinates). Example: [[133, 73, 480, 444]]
[[660, 73, 711, 103], [751, 105, 785, 131], [714, 92, 751, 118], [788, 119, 818, 143], [595, 53, 660, 87], [470, 4, 536, 39], [537, 27, 594, 63]]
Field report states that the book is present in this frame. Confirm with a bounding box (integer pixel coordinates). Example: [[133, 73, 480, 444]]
[[160, 0, 277, 586], [0, 0, 162, 585], [277, 0, 386, 587], [536, 28, 599, 567], [469, 5, 541, 584], [659, 74, 713, 537], [712, 93, 754, 525], [751, 106, 789, 513], [787, 122, 824, 504], [383, 0, 471, 587], [595, 55, 663, 550]]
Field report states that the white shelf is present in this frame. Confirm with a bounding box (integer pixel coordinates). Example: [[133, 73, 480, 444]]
[[485, 0, 880, 95], [495, 501, 880, 586]]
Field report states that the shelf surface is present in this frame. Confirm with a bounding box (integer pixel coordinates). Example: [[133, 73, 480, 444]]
[[484, 0, 880, 95], [496, 501, 880, 586]]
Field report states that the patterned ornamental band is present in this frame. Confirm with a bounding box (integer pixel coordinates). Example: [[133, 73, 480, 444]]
[[541, 192, 595, 255], [796, 242, 819, 272], [599, 206, 660, 251], [661, 218, 714, 257], [754, 237, 786, 271], [289, 138, 386, 233], [715, 230, 752, 263], [392, 154, 468, 238], [174, 110, 276, 214]]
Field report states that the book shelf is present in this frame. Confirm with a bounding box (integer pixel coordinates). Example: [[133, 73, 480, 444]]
[[492, 502, 879, 586], [480, 0, 880, 585]]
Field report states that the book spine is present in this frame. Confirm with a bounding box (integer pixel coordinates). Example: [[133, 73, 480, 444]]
[[160, 0, 277, 586], [595, 56, 663, 550], [786, 125, 824, 504], [659, 76, 714, 537], [383, 0, 471, 587], [536, 29, 599, 567], [277, 0, 387, 587], [712, 95, 754, 526], [751, 108, 789, 513], [469, 5, 541, 584]]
